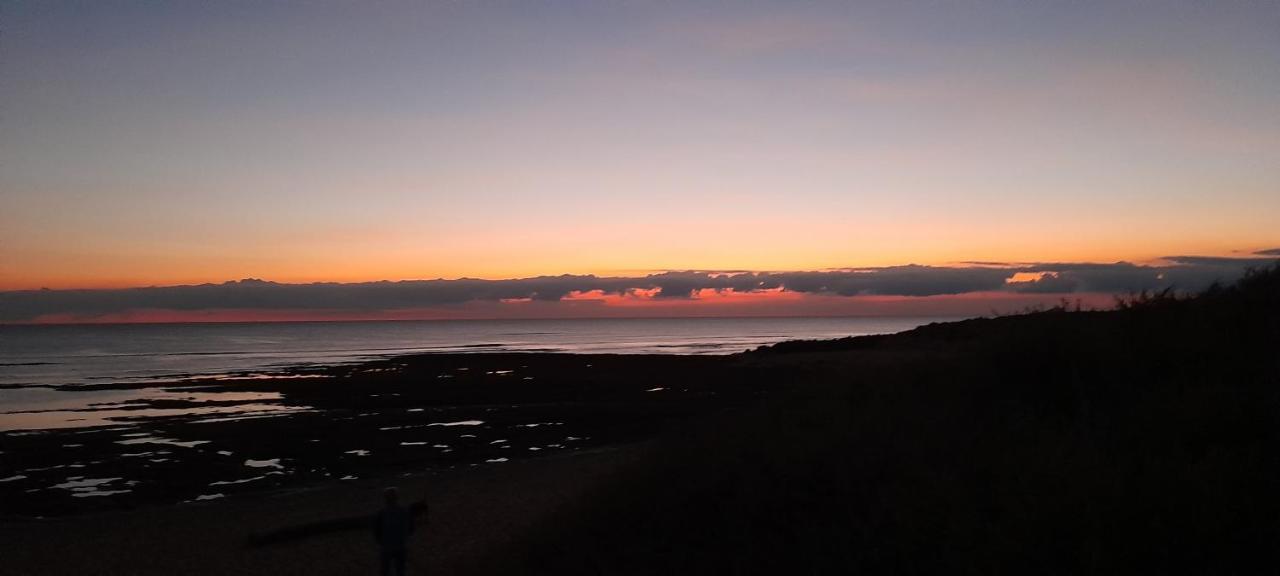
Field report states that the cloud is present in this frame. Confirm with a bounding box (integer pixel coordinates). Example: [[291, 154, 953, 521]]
[[1007, 272, 1079, 294], [1256, 248, 1280, 256], [1, 256, 1275, 322], [1162, 255, 1279, 267]]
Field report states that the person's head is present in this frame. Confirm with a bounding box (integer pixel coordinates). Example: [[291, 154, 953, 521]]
[[383, 486, 399, 507]]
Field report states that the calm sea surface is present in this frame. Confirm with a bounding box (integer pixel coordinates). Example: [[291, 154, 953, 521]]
[[0, 317, 954, 430], [0, 317, 953, 387]]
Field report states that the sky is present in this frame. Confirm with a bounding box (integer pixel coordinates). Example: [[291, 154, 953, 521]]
[[1, 1, 1278, 322]]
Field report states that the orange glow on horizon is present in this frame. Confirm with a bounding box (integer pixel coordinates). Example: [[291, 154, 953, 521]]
[[4, 241, 1276, 292]]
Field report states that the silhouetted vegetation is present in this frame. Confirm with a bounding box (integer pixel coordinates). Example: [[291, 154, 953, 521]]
[[509, 263, 1280, 574]]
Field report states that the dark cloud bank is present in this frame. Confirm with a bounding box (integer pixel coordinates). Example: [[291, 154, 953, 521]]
[[2, 256, 1276, 322]]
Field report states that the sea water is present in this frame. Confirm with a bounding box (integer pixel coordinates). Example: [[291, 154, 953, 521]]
[[0, 316, 954, 429], [0, 316, 954, 387]]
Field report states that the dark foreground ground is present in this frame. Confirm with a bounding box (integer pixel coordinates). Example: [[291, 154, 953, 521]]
[[2, 265, 1278, 574]]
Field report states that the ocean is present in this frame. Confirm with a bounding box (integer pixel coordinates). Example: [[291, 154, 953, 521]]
[[0, 316, 952, 387], [0, 316, 952, 430]]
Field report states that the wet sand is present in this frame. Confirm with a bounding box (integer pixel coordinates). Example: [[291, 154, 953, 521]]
[[1, 352, 774, 517], [0, 441, 652, 575]]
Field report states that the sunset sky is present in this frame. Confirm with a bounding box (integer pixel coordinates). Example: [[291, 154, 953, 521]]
[[2, 1, 1278, 322]]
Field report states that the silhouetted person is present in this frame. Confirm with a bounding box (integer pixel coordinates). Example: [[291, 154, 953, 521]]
[[374, 487, 414, 575]]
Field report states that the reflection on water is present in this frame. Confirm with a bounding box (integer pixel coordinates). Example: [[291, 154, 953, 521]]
[[117, 436, 211, 448], [205, 373, 330, 381], [210, 476, 265, 486], [427, 420, 484, 427], [243, 458, 282, 469], [51, 476, 134, 498], [0, 390, 300, 432], [120, 451, 170, 458]]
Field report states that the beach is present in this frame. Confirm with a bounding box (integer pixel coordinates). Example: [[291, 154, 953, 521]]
[[0, 440, 652, 575]]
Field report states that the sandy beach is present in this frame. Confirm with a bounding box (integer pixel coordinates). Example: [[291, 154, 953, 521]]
[[0, 441, 652, 575]]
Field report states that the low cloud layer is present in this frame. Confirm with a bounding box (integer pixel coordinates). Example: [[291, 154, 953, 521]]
[[2, 257, 1275, 322]]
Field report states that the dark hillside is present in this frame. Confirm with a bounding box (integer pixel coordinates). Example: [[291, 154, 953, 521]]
[[514, 264, 1280, 574]]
